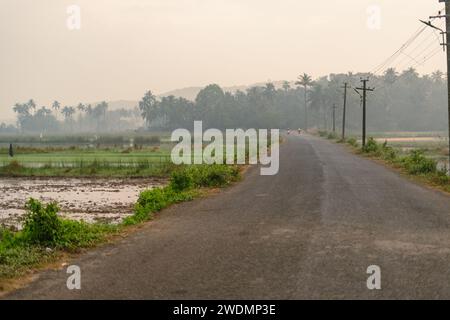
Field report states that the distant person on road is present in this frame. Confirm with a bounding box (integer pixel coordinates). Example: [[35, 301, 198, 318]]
[[9, 143, 14, 157]]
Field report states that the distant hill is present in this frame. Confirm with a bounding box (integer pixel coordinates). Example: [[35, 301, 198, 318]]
[[86, 80, 297, 113], [159, 80, 293, 101], [91, 100, 138, 110]]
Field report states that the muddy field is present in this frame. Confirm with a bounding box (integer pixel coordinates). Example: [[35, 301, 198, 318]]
[[0, 178, 167, 229]]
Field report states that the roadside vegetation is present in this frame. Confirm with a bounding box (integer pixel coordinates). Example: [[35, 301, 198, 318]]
[[318, 131, 450, 193], [0, 141, 174, 177], [0, 164, 241, 283]]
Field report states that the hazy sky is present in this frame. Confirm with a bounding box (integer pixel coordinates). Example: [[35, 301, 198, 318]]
[[0, 0, 446, 121]]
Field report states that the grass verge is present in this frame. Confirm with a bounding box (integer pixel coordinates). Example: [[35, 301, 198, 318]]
[[319, 132, 450, 194]]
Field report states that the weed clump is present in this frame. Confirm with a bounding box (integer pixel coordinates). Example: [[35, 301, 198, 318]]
[[401, 150, 437, 175], [22, 199, 61, 246]]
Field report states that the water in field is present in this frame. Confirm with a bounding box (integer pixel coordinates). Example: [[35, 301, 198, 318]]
[[0, 178, 167, 229]]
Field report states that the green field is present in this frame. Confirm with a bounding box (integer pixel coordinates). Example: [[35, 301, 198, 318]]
[[0, 148, 171, 167], [0, 144, 176, 177]]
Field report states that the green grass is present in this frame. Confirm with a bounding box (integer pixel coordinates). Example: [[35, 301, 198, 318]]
[[0, 146, 176, 177], [0, 133, 166, 145], [0, 160, 175, 178], [0, 164, 241, 282]]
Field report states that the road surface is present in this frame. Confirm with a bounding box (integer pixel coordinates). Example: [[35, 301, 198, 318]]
[[6, 134, 450, 299]]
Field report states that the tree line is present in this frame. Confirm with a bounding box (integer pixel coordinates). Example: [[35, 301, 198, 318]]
[[5, 100, 141, 134], [3, 67, 447, 135], [138, 67, 448, 133]]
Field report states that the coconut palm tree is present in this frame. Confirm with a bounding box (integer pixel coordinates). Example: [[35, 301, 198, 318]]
[[52, 101, 61, 121], [295, 73, 314, 131], [431, 70, 444, 84], [282, 81, 291, 92]]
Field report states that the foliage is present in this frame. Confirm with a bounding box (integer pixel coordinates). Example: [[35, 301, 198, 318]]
[[346, 137, 358, 148], [401, 150, 437, 175], [327, 132, 338, 140], [362, 137, 380, 154], [125, 164, 240, 225], [170, 169, 194, 191], [22, 199, 62, 246]]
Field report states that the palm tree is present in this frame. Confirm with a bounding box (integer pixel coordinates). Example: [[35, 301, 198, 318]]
[[383, 68, 398, 85], [295, 73, 314, 131], [76, 103, 85, 113], [282, 81, 291, 92], [27, 99, 37, 115], [61, 106, 76, 127], [52, 101, 61, 121], [431, 70, 444, 84]]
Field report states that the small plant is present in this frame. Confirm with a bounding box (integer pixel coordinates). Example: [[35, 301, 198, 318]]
[[327, 132, 338, 140], [362, 137, 380, 155], [22, 198, 61, 246], [170, 169, 194, 191], [380, 141, 397, 162], [347, 137, 358, 147], [401, 150, 437, 175]]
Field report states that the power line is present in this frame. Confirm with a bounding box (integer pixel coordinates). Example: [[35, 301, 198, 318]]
[[370, 7, 445, 76]]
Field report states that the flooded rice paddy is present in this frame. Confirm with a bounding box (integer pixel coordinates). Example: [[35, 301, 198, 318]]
[[0, 178, 167, 229]]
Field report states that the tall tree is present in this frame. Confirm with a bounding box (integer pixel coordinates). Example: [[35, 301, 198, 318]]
[[295, 73, 314, 130], [139, 91, 158, 128]]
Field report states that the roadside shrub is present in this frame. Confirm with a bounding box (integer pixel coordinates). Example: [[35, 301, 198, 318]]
[[327, 132, 338, 140], [125, 164, 240, 226], [0, 227, 14, 244], [380, 141, 398, 162], [347, 137, 358, 147], [124, 187, 195, 225], [401, 150, 437, 175], [187, 165, 240, 188], [170, 169, 194, 191], [56, 220, 116, 250], [432, 169, 450, 186], [22, 199, 61, 246], [363, 137, 380, 155]]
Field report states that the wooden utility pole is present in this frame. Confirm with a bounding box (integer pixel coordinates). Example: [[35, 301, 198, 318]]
[[356, 79, 374, 148], [425, 1, 450, 170], [341, 83, 349, 140], [332, 103, 337, 133], [444, 0, 450, 170]]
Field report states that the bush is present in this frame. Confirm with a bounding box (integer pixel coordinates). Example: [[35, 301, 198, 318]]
[[124, 187, 195, 225], [187, 165, 240, 188], [401, 150, 437, 175], [170, 169, 194, 191], [327, 132, 338, 140], [380, 141, 397, 162], [22, 199, 61, 246], [347, 137, 358, 147], [56, 220, 116, 250], [124, 164, 240, 226], [363, 137, 380, 154]]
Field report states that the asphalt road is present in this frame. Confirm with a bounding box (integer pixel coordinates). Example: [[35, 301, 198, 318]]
[[6, 134, 450, 299]]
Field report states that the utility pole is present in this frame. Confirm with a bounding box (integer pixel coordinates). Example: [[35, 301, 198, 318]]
[[424, 1, 450, 171], [356, 79, 374, 148], [341, 83, 349, 140], [446, 1, 450, 170], [332, 103, 337, 133]]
